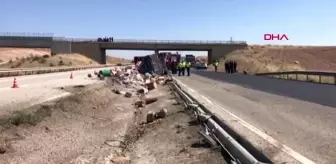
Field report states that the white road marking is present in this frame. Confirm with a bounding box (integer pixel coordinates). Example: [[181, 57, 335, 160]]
[[174, 78, 316, 164]]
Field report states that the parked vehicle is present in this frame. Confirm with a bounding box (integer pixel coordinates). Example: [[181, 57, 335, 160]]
[[185, 54, 196, 66]]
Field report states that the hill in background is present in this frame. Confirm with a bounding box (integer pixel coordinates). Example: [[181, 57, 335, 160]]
[[210, 45, 336, 73], [0, 48, 130, 68]]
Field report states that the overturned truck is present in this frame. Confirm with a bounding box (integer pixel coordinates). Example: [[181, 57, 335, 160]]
[[134, 53, 168, 75]]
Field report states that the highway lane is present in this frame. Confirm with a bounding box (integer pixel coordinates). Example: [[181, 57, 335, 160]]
[[174, 71, 336, 164], [194, 70, 336, 108], [0, 67, 115, 116]]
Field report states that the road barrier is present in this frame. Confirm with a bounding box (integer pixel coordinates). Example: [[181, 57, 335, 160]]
[[0, 63, 132, 78], [256, 70, 336, 85], [170, 77, 272, 164]]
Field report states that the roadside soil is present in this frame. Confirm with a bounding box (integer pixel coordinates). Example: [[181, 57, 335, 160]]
[[0, 48, 130, 68], [204, 45, 336, 73], [0, 79, 224, 164], [124, 85, 224, 164]]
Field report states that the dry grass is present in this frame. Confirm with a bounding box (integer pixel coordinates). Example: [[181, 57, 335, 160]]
[[0, 53, 99, 68], [0, 48, 130, 68], [0, 48, 50, 62], [0, 105, 52, 126], [216, 45, 336, 74]]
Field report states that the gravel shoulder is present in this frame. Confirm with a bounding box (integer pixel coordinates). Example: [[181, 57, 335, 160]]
[[0, 76, 225, 164], [125, 85, 224, 164]]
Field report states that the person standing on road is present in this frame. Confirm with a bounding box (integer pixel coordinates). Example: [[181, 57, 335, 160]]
[[229, 60, 233, 73], [213, 60, 219, 72], [171, 60, 177, 74], [233, 60, 237, 73], [186, 61, 191, 76], [177, 61, 181, 76], [181, 60, 186, 76], [225, 61, 229, 73]]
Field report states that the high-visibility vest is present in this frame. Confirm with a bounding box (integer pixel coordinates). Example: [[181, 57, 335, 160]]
[[214, 62, 219, 66], [181, 62, 186, 68], [186, 62, 191, 68], [179, 62, 184, 68]]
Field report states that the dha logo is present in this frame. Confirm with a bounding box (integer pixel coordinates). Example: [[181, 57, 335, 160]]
[[264, 34, 289, 40]]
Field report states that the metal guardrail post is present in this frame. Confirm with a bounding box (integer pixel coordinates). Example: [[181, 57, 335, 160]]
[[171, 79, 271, 164], [319, 76, 321, 83]]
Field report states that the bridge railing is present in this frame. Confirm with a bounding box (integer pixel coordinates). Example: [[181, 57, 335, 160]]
[[0, 32, 54, 37], [256, 70, 336, 85], [52, 37, 247, 44], [0, 33, 247, 44]]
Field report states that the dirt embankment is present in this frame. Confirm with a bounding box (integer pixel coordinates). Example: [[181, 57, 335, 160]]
[[206, 45, 336, 73], [0, 75, 224, 164], [0, 48, 130, 68]]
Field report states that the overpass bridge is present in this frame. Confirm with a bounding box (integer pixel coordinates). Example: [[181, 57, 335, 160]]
[[0, 33, 247, 64]]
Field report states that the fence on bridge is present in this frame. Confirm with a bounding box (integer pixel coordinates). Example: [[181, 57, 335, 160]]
[[0, 32, 54, 37], [0, 32, 247, 44], [256, 70, 336, 85]]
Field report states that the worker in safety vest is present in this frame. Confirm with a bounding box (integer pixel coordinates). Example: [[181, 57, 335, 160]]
[[180, 60, 186, 76], [185, 61, 191, 76], [178, 61, 182, 76], [213, 60, 219, 72]]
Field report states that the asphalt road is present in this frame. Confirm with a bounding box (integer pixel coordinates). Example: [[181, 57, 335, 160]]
[[174, 70, 336, 164], [0, 68, 112, 116]]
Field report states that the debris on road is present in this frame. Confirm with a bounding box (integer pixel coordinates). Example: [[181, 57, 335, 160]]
[[111, 156, 130, 164], [0, 58, 225, 164], [144, 97, 158, 105], [156, 107, 168, 119], [146, 111, 155, 123]]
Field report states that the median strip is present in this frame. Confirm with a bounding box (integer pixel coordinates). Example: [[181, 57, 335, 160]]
[[0, 63, 132, 78]]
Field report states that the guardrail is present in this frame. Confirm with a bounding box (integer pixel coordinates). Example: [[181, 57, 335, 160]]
[[170, 77, 271, 164], [0, 63, 132, 78], [256, 71, 336, 85]]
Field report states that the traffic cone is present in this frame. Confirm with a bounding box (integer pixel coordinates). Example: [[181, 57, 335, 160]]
[[70, 72, 73, 79], [11, 78, 19, 88]]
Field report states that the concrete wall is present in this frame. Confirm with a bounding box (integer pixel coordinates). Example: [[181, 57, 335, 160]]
[[208, 44, 248, 64], [0, 36, 52, 48], [51, 41, 105, 64], [51, 41, 71, 54]]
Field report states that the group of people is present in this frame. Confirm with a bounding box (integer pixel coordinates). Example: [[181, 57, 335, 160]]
[[211, 59, 238, 73], [224, 60, 237, 73], [97, 37, 114, 42], [177, 60, 192, 76]]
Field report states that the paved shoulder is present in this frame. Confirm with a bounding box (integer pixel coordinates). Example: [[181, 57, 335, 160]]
[[194, 70, 336, 108]]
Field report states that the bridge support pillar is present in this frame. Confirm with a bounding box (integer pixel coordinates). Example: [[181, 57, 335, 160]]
[[208, 44, 248, 65]]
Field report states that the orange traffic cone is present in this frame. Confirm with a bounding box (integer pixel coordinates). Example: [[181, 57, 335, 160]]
[[11, 78, 19, 88], [70, 72, 73, 79]]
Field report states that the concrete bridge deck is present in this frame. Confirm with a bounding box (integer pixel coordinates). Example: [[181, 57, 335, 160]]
[[0, 34, 248, 64]]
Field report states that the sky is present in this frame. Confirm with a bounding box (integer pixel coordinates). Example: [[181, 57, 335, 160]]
[[1, 0, 336, 59]]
